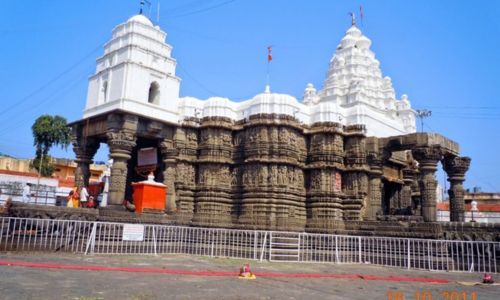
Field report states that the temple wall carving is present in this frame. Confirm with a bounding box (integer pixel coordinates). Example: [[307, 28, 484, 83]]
[[71, 112, 471, 232]]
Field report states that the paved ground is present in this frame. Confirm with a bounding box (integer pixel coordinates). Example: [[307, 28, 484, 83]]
[[0, 252, 498, 300]]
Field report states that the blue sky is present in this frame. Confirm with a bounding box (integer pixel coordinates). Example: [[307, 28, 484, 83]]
[[1, 0, 499, 192]]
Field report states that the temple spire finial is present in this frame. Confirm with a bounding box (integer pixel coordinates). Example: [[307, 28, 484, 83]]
[[349, 12, 356, 26]]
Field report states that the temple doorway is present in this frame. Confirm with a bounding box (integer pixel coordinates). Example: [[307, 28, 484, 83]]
[[382, 180, 402, 215]]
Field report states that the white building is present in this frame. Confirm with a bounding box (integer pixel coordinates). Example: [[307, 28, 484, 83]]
[[84, 14, 416, 137]]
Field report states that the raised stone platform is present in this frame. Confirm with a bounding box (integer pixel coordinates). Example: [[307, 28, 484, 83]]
[[5, 203, 499, 242]]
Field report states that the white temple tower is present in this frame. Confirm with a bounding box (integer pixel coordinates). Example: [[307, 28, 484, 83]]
[[82, 14, 416, 137], [313, 24, 417, 135], [84, 14, 180, 123]]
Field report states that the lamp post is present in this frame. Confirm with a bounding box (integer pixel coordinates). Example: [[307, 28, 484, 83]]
[[416, 109, 432, 133], [470, 200, 478, 222]]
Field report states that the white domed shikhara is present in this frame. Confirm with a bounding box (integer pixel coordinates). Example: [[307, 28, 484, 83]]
[[84, 17, 416, 137]]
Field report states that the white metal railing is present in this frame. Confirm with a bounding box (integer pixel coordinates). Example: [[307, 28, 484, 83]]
[[0, 217, 498, 273]]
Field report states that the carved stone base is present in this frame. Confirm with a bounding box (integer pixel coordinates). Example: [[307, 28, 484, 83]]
[[306, 191, 344, 231], [192, 188, 233, 227], [175, 187, 195, 225], [239, 188, 306, 231], [343, 197, 363, 220]]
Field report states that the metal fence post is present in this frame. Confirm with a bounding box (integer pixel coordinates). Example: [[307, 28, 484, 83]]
[[253, 233, 258, 260], [85, 222, 97, 255], [427, 240, 431, 270], [260, 232, 267, 262], [152, 226, 158, 256], [268, 232, 273, 261], [210, 232, 214, 258], [298, 233, 302, 262], [358, 237, 362, 263], [407, 239, 411, 269], [335, 236, 339, 263]]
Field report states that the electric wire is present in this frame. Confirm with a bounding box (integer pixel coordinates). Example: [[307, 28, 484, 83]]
[[176, 63, 220, 96], [165, 0, 218, 15], [166, 0, 237, 19], [0, 68, 92, 137], [0, 43, 103, 118]]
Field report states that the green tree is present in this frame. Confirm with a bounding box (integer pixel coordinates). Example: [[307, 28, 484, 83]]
[[31, 115, 71, 177]]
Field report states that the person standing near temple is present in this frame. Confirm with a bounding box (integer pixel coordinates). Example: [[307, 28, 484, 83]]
[[22, 183, 32, 203], [79, 186, 89, 208], [70, 187, 80, 208]]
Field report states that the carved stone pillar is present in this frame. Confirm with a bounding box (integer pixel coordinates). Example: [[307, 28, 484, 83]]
[[306, 126, 345, 231], [240, 121, 307, 231], [367, 151, 382, 220], [71, 125, 100, 188], [159, 139, 178, 212], [193, 121, 234, 228], [401, 167, 416, 213], [167, 127, 198, 224], [106, 130, 136, 206], [343, 126, 368, 221], [412, 147, 442, 222], [443, 156, 471, 222]]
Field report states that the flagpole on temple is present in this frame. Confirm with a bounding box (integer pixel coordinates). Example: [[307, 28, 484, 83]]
[[266, 46, 272, 92], [360, 4, 364, 27]]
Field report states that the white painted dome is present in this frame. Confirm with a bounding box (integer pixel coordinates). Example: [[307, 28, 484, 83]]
[[127, 14, 153, 26]]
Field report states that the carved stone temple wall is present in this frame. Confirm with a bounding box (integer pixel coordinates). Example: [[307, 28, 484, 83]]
[[70, 112, 471, 233]]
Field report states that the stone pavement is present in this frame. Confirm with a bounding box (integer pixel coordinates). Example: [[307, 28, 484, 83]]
[[0, 253, 498, 300]]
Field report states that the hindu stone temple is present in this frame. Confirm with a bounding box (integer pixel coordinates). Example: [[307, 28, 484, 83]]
[[68, 13, 474, 234]]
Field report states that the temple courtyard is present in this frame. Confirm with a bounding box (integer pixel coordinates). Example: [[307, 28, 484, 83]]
[[0, 253, 498, 300]]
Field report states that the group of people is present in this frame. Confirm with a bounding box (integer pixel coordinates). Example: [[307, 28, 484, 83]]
[[66, 186, 98, 208]]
